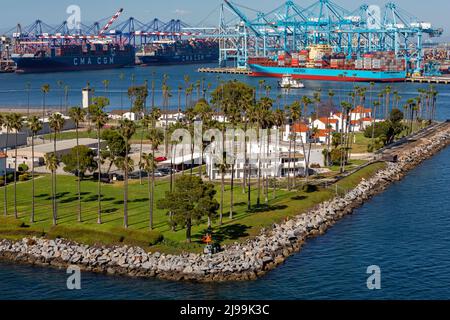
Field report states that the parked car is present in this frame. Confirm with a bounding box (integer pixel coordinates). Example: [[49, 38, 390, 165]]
[[112, 174, 124, 182], [92, 172, 112, 183], [128, 171, 148, 179]]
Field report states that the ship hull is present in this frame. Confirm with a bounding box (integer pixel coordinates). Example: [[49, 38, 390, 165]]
[[13, 54, 135, 74], [137, 53, 218, 66], [249, 64, 407, 82]]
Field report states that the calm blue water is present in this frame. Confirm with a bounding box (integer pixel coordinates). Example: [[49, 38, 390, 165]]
[[0, 64, 450, 121], [0, 146, 449, 300]]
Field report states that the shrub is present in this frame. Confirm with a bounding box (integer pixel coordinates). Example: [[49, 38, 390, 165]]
[[19, 173, 30, 182], [18, 164, 29, 173], [302, 184, 318, 193]]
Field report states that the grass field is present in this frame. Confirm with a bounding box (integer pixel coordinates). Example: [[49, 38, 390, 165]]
[[0, 162, 386, 253], [351, 133, 372, 154]]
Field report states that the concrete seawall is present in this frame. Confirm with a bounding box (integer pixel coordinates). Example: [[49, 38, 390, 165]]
[[1, 122, 450, 282]]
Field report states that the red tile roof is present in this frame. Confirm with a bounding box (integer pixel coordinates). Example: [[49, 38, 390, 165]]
[[351, 106, 372, 114], [318, 117, 338, 124], [293, 123, 309, 133], [317, 129, 333, 137]]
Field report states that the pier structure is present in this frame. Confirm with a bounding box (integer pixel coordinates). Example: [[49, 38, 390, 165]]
[[406, 76, 450, 85]]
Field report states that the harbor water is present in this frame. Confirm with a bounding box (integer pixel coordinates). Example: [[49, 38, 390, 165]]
[[0, 64, 450, 121]]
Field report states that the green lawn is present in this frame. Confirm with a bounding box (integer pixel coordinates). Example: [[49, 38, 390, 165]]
[[351, 133, 372, 154], [328, 159, 368, 173], [0, 162, 386, 253]]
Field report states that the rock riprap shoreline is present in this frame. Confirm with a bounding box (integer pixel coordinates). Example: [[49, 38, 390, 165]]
[[1, 125, 450, 282]]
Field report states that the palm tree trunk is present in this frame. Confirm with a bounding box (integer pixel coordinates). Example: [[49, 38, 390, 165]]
[[31, 133, 35, 223], [97, 127, 102, 224], [293, 138, 296, 189], [257, 129, 261, 207], [14, 132, 18, 219], [76, 126, 82, 222], [299, 134, 308, 181], [288, 135, 292, 190], [265, 129, 270, 205], [4, 129, 9, 216], [147, 171, 153, 230], [52, 170, 56, 226], [43, 94, 46, 120], [139, 125, 144, 185], [124, 139, 129, 228], [150, 149, 156, 230], [220, 170, 224, 225], [190, 140, 194, 176], [53, 133, 58, 221], [230, 163, 235, 220]]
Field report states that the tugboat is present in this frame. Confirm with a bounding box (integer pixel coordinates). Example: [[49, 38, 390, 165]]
[[278, 74, 305, 89]]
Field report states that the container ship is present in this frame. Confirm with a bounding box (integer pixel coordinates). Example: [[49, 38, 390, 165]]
[[249, 44, 407, 82], [136, 40, 219, 66], [11, 43, 135, 73]]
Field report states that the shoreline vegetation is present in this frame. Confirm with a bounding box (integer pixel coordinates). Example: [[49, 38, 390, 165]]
[[0, 122, 449, 282], [0, 78, 444, 281]]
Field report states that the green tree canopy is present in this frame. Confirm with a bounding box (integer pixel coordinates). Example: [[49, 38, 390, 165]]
[[210, 80, 255, 126], [157, 175, 219, 242], [128, 85, 149, 113], [62, 145, 97, 177]]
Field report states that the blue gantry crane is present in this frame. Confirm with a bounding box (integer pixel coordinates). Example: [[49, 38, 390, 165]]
[[217, 0, 443, 73]]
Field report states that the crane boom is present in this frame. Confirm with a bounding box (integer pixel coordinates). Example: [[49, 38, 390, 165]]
[[99, 8, 123, 35], [223, 0, 261, 36]]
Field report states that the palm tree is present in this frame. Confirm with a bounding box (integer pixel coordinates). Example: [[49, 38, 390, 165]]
[[63, 86, 70, 114], [102, 79, 110, 99], [119, 73, 125, 108], [326, 90, 335, 165], [44, 153, 58, 226], [258, 79, 266, 99], [27, 116, 43, 223], [25, 83, 31, 117], [254, 97, 273, 205], [41, 84, 50, 120], [340, 101, 353, 173], [3, 114, 12, 216], [289, 101, 302, 187], [371, 101, 381, 147], [138, 115, 151, 185], [48, 113, 65, 219], [118, 119, 136, 228], [57, 80, 66, 114], [90, 106, 108, 224], [300, 96, 311, 179], [142, 152, 158, 230], [384, 85, 392, 119], [147, 127, 164, 230], [272, 108, 285, 197], [68, 107, 86, 222], [9, 113, 24, 219]]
